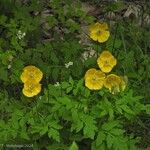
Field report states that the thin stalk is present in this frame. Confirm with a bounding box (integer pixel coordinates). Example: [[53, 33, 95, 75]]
[[112, 23, 119, 52]]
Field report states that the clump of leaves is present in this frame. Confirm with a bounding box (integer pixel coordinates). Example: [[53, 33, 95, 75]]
[[0, 0, 150, 150]]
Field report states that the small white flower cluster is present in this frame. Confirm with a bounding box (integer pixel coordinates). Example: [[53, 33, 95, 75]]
[[17, 30, 26, 40], [81, 48, 97, 61], [8, 65, 11, 69], [65, 61, 73, 68], [54, 82, 60, 87]]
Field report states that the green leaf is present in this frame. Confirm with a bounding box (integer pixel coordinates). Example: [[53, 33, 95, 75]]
[[48, 120, 62, 130], [39, 126, 48, 136], [110, 128, 125, 136], [48, 128, 60, 142], [71, 110, 84, 132], [82, 115, 97, 139], [69, 76, 74, 85], [108, 108, 114, 120], [47, 15, 58, 27], [106, 134, 113, 149], [0, 15, 7, 25], [0, 67, 8, 81], [116, 105, 123, 114], [73, 79, 84, 95], [20, 130, 30, 140], [69, 141, 79, 150], [113, 137, 128, 150], [50, 52, 59, 64], [99, 110, 107, 117], [83, 88, 90, 98], [61, 82, 70, 89], [102, 121, 120, 131], [12, 59, 24, 70], [120, 105, 135, 115], [96, 131, 106, 146], [144, 104, 150, 115], [57, 97, 73, 110], [66, 86, 73, 93], [114, 39, 122, 49], [52, 68, 59, 81], [84, 57, 97, 67], [48, 84, 61, 97]]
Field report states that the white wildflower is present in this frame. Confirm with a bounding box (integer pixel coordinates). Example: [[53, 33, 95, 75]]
[[54, 82, 60, 87], [8, 65, 11, 69], [17, 30, 26, 40], [81, 48, 97, 61], [65, 61, 73, 68]]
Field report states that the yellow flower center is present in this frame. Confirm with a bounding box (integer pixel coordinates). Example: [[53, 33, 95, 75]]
[[104, 60, 109, 65], [92, 76, 97, 82], [29, 72, 34, 78], [28, 84, 34, 93], [96, 30, 102, 36]]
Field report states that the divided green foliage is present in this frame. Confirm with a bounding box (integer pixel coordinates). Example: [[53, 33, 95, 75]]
[[0, 0, 150, 149]]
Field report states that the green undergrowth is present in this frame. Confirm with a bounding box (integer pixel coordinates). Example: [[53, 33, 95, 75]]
[[0, 0, 150, 149]]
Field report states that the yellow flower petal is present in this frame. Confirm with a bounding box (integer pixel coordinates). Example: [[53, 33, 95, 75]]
[[90, 32, 98, 41], [101, 64, 112, 73], [89, 22, 100, 33], [97, 51, 117, 73], [104, 74, 126, 94], [97, 31, 110, 43], [99, 22, 109, 30], [89, 22, 110, 43], [85, 68, 97, 78], [120, 77, 127, 91], [22, 81, 41, 97], [98, 51, 113, 60], [109, 57, 117, 67], [85, 68, 106, 90], [20, 65, 43, 83]]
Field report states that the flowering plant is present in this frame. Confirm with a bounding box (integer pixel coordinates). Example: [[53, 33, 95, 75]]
[[0, 0, 149, 150]]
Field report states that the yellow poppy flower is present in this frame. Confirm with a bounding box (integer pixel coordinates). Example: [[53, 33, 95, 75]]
[[104, 74, 126, 94], [22, 81, 42, 97], [85, 68, 106, 90], [97, 51, 117, 73], [89, 22, 110, 43], [20, 65, 43, 83]]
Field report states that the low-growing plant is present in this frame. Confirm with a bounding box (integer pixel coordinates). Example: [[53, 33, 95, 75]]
[[0, 0, 150, 150]]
